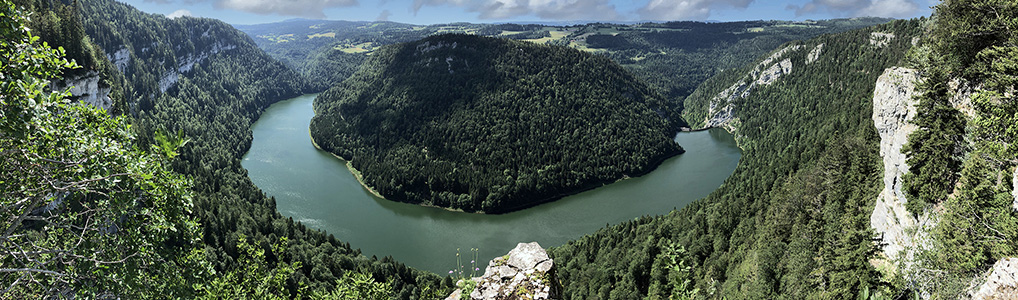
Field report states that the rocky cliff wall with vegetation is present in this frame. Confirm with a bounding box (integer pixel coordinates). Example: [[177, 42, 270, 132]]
[[550, 19, 922, 299]]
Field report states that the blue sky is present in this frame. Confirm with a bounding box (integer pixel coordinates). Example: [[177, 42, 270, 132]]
[[123, 0, 938, 25]]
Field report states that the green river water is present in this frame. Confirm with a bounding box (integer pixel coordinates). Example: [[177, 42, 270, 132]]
[[242, 94, 741, 274]]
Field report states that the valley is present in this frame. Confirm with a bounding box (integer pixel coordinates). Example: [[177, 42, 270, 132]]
[[2, 0, 1015, 298], [243, 93, 740, 273]]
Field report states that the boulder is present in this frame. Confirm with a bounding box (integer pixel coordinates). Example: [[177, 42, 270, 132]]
[[446, 242, 558, 300]]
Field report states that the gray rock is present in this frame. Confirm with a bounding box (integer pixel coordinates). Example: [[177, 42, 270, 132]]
[[507, 242, 550, 269], [968, 258, 1018, 300], [870, 67, 921, 263], [704, 45, 804, 132], [49, 71, 113, 112], [447, 242, 558, 300], [807, 43, 824, 64], [536, 260, 553, 273], [495, 265, 514, 278]]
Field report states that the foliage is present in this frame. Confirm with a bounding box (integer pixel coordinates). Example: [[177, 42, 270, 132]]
[[550, 20, 921, 300], [0, 2, 201, 297], [26, 0, 453, 297], [311, 34, 683, 213], [195, 235, 302, 299], [311, 271, 395, 300], [900, 59, 967, 215], [908, 0, 1018, 286]]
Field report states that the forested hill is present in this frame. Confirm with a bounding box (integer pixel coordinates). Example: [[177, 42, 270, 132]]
[[549, 19, 922, 299], [5, 0, 447, 297], [310, 34, 683, 213]]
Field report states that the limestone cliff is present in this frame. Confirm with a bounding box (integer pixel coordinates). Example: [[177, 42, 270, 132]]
[[702, 45, 803, 132], [446, 242, 558, 300], [49, 70, 113, 111], [870, 67, 922, 263]]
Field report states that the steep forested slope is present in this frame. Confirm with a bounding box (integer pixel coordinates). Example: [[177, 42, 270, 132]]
[[311, 34, 682, 213], [4, 0, 448, 297], [549, 20, 922, 299], [900, 0, 1018, 297]]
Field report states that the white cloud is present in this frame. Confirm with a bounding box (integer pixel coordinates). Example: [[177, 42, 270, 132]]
[[857, 0, 921, 18], [637, 0, 753, 21], [166, 9, 193, 18], [412, 0, 620, 20], [216, 0, 358, 18], [789, 0, 920, 18], [151, 0, 359, 19]]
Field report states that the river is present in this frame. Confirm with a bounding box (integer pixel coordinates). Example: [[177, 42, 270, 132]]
[[242, 94, 741, 274]]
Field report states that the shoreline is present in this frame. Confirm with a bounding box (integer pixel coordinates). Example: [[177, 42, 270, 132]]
[[487, 144, 683, 214], [309, 132, 385, 199], [309, 131, 474, 213], [309, 131, 686, 215]]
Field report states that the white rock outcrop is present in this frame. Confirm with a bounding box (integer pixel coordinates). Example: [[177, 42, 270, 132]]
[[49, 71, 113, 111], [704, 45, 804, 131], [416, 40, 458, 54], [1013, 168, 1017, 212], [968, 258, 1018, 300], [159, 42, 237, 92], [870, 67, 921, 263], [870, 32, 895, 48], [949, 78, 978, 119], [107, 46, 130, 72], [446, 242, 557, 300], [807, 43, 824, 64]]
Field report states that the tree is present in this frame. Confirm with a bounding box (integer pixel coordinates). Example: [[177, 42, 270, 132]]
[[1, 3, 201, 297]]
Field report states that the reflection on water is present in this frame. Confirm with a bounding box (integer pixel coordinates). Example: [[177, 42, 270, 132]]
[[242, 94, 741, 274]]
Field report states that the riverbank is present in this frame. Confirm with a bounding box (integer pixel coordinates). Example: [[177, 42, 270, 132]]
[[309, 132, 387, 199], [310, 129, 685, 214], [309, 132, 477, 213]]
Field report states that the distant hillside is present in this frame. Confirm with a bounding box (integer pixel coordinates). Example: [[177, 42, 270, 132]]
[[310, 34, 682, 213], [238, 18, 892, 100]]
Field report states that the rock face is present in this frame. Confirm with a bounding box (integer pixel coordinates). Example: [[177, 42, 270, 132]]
[[447, 242, 558, 300], [870, 67, 922, 263], [968, 258, 1018, 300], [949, 77, 978, 119], [807, 43, 824, 64], [704, 45, 804, 131], [870, 32, 895, 48], [49, 71, 113, 111]]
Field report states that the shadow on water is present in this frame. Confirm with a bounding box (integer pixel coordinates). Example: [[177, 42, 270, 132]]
[[242, 94, 742, 274]]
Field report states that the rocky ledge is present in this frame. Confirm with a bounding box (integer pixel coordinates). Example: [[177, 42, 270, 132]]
[[446, 242, 559, 300], [968, 258, 1018, 300]]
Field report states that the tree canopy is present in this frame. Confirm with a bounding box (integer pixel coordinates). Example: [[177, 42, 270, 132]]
[[311, 34, 683, 213]]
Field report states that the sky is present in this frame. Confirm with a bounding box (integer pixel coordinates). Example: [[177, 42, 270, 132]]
[[123, 0, 938, 25]]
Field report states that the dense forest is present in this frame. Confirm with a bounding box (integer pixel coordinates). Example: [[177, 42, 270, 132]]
[[550, 19, 923, 299], [310, 34, 682, 213], [900, 0, 1017, 296], [3, 0, 448, 298]]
